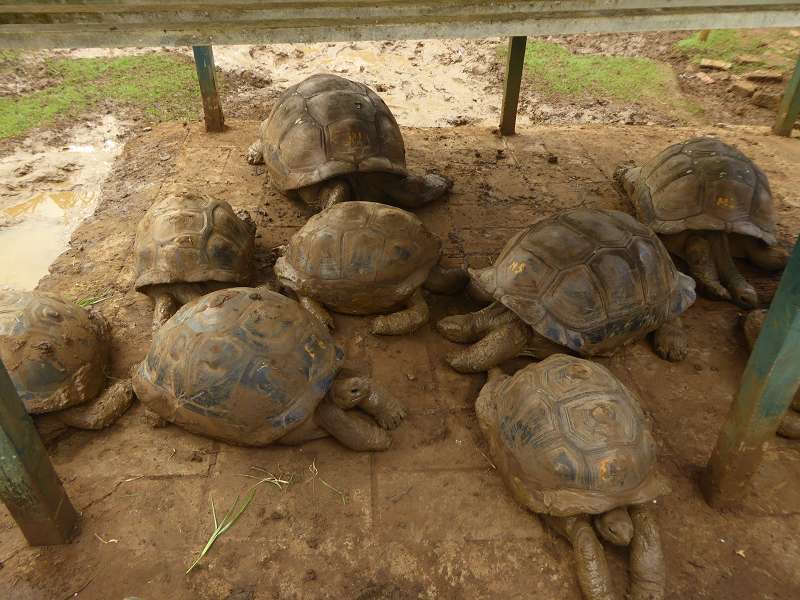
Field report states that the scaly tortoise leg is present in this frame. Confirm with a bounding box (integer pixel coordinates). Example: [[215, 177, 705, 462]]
[[445, 318, 529, 373], [152, 292, 179, 331], [314, 399, 391, 451], [319, 179, 352, 209], [545, 514, 616, 600], [651, 317, 688, 362], [708, 231, 759, 308], [628, 504, 666, 600], [437, 302, 517, 343], [299, 296, 334, 330], [684, 233, 731, 302], [371, 289, 429, 336], [330, 377, 406, 430]]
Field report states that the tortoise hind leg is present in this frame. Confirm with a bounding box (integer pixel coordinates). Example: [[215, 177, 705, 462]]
[[371, 289, 429, 335], [314, 400, 391, 451], [445, 319, 529, 373], [545, 515, 616, 600], [382, 173, 453, 208], [627, 504, 666, 600], [651, 317, 688, 362]]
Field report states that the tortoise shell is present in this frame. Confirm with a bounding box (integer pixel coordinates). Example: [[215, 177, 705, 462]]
[[478, 355, 669, 516], [133, 190, 255, 291], [261, 74, 408, 192], [630, 137, 777, 244], [132, 287, 344, 446], [0, 290, 110, 414], [275, 202, 441, 314], [470, 208, 695, 355]]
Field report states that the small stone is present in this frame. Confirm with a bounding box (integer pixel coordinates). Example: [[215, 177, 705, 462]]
[[406, 373, 416, 381], [547, 153, 558, 164], [699, 59, 732, 71], [727, 80, 757, 97], [142, 126, 152, 132], [736, 54, 763, 65], [695, 72, 715, 85], [751, 89, 782, 109], [743, 70, 784, 83], [303, 570, 317, 582]]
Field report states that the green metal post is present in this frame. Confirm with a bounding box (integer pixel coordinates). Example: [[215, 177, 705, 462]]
[[702, 236, 800, 508], [0, 359, 79, 544], [773, 54, 800, 136], [499, 36, 527, 136], [192, 45, 225, 133]]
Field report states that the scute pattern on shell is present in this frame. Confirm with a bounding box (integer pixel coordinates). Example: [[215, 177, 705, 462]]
[[0, 290, 109, 414], [132, 287, 344, 446], [134, 191, 255, 290], [275, 202, 441, 314], [470, 208, 696, 355], [261, 74, 408, 191], [631, 137, 777, 244], [483, 355, 668, 516]]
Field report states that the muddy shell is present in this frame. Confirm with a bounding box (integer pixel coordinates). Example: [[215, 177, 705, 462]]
[[132, 287, 345, 446], [470, 208, 696, 355], [0, 290, 110, 414], [275, 201, 441, 314], [261, 74, 408, 192], [133, 190, 255, 291], [630, 137, 778, 244], [479, 355, 669, 516]]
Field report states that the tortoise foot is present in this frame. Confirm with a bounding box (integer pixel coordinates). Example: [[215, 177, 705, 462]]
[[652, 320, 687, 362]]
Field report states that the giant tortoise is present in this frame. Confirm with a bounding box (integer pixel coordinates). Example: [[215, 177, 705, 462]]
[[0, 289, 133, 429], [247, 74, 451, 209], [616, 137, 787, 308], [478, 355, 669, 600], [275, 201, 466, 335], [134, 190, 256, 330], [132, 287, 406, 449], [438, 208, 696, 372]]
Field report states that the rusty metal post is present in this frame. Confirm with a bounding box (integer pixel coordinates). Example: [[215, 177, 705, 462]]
[[0, 359, 79, 545], [702, 236, 800, 508], [773, 54, 800, 136], [193, 45, 225, 133], [499, 36, 527, 136]]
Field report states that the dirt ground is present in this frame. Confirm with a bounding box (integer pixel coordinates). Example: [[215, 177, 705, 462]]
[[0, 121, 799, 600]]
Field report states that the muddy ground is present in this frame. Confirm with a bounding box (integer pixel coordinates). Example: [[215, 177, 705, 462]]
[[0, 121, 798, 599]]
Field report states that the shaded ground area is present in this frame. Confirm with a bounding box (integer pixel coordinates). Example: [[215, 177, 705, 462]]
[[0, 122, 799, 599]]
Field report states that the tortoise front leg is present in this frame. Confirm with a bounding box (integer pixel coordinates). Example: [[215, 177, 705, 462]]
[[651, 317, 688, 362], [682, 233, 731, 302], [152, 291, 179, 331], [383, 173, 453, 208], [371, 289, 429, 335], [708, 231, 759, 308], [628, 504, 666, 600], [545, 515, 617, 600], [330, 376, 406, 430], [314, 399, 391, 451], [445, 318, 529, 373], [299, 296, 334, 330], [246, 140, 264, 165], [437, 302, 517, 343]]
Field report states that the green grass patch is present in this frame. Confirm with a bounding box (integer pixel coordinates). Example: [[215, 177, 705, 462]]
[[513, 40, 679, 104], [0, 54, 205, 140], [676, 29, 797, 71]]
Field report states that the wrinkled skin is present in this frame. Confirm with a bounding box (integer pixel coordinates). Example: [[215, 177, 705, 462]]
[[743, 309, 800, 439], [437, 302, 687, 373], [616, 165, 788, 309]]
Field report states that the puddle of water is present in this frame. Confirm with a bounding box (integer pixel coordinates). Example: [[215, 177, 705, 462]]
[[0, 115, 124, 291]]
